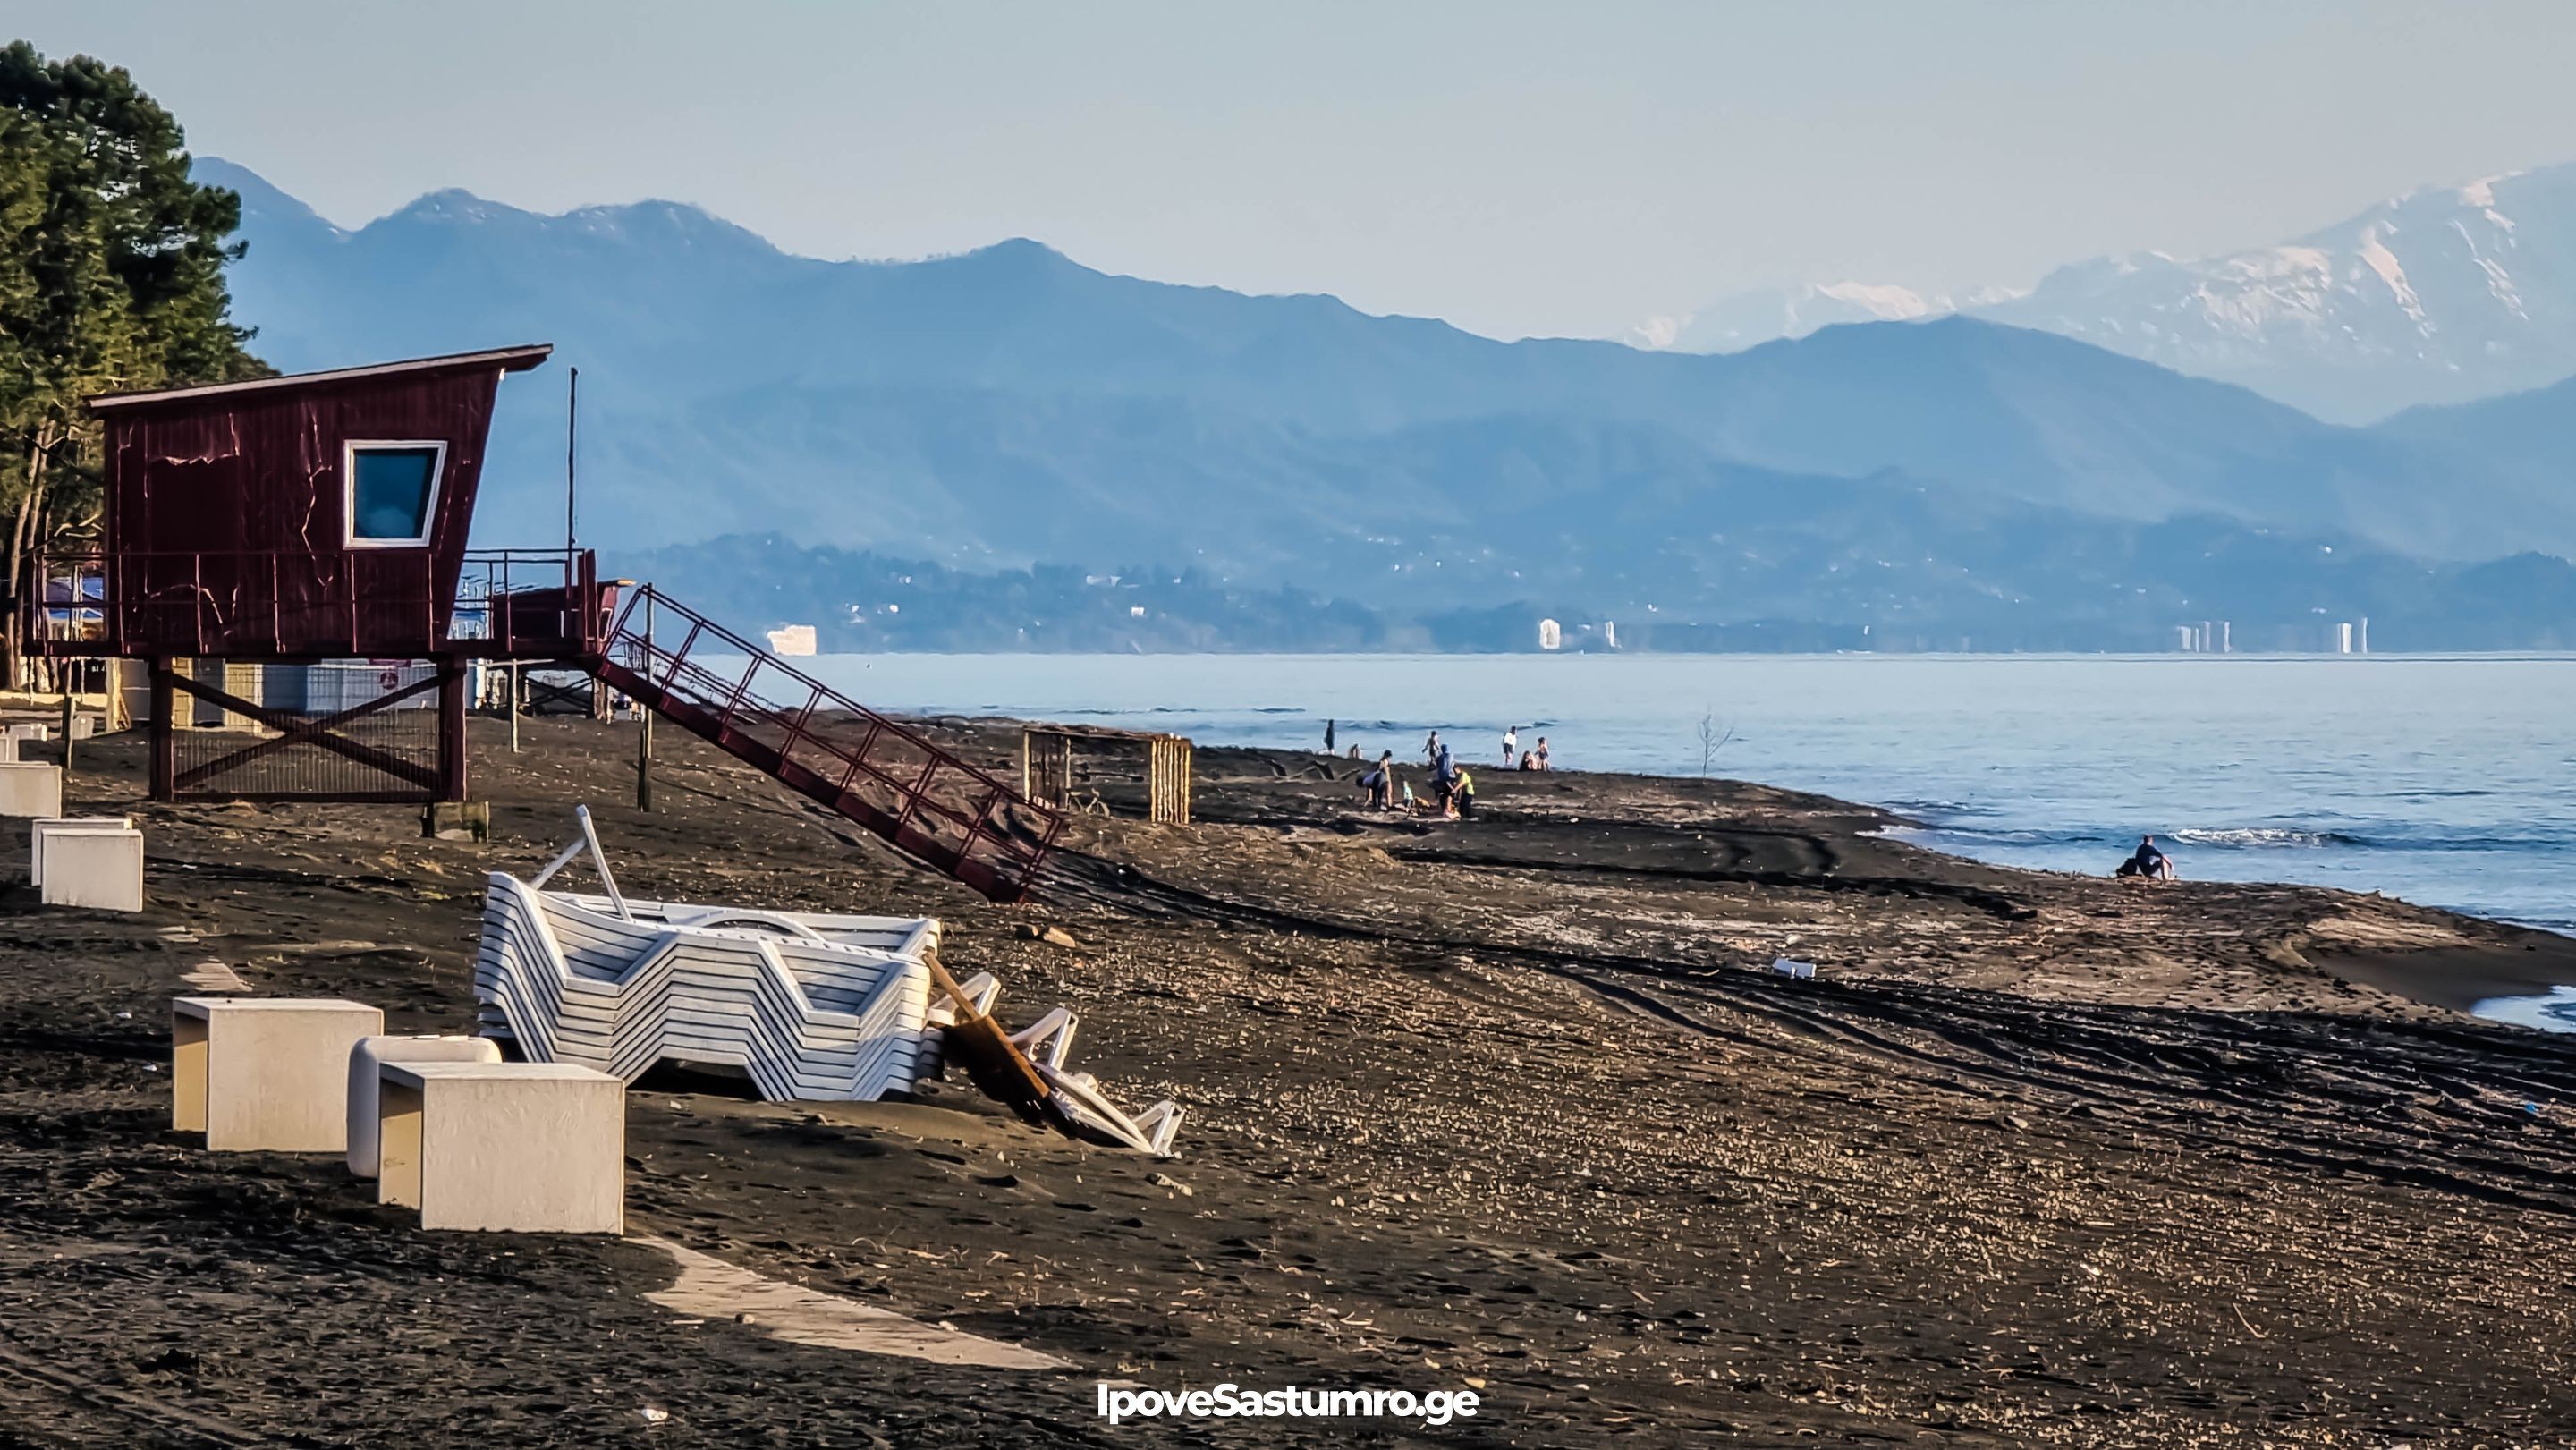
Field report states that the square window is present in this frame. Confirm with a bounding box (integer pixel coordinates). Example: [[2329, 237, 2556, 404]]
[[344, 442, 446, 547]]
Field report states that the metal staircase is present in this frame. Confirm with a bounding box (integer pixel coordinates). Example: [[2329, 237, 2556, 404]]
[[590, 585, 1062, 903]]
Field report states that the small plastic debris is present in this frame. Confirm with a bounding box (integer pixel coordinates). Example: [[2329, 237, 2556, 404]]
[[1770, 957, 1817, 980], [639, 1404, 670, 1425]]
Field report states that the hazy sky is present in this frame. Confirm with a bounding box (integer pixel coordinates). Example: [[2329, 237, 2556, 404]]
[[16, 2, 2576, 340]]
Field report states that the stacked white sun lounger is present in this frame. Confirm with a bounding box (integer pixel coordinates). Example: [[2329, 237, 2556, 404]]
[[472, 812, 943, 1102]]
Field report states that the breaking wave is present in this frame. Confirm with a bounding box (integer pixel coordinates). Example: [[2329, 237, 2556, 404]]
[[2167, 827, 2366, 849]]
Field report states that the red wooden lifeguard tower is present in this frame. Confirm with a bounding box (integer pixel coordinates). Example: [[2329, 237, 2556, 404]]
[[23, 346, 1061, 903]]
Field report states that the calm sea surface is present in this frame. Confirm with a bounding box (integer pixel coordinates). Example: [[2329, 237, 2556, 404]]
[[796, 653, 2576, 1024]]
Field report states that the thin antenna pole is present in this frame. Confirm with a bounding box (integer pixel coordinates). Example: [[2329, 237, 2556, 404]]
[[564, 366, 579, 554]]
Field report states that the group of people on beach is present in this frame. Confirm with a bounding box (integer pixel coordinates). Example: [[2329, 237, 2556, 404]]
[[1338, 723, 1552, 820]]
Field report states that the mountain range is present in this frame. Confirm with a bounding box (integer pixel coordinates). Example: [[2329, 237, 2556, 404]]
[[1648, 164, 2576, 424], [195, 157, 2576, 650]]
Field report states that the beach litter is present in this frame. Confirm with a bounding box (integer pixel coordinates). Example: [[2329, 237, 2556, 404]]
[[1770, 957, 1818, 980]]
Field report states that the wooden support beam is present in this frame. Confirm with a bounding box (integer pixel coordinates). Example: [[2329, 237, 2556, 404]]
[[436, 658, 469, 802], [148, 658, 175, 800]]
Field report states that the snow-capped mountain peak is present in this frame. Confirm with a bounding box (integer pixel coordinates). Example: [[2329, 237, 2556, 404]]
[[1648, 160, 2576, 420], [1635, 280, 1951, 352]]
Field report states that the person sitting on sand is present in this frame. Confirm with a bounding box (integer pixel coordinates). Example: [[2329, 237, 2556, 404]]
[[1453, 767, 1477, 820], [2116, 835, 2176, 881]]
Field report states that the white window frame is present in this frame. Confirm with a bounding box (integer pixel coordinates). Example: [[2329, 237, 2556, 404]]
[[342, 439, 448, 549]]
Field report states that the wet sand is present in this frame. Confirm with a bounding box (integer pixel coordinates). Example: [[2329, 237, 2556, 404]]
[[4, 716, 2574, 1446]]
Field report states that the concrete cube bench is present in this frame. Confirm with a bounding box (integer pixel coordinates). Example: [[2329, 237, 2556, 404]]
[[172, 997, 384, 1151], [30, 817, 131, 886], [346, 1034, 503, 1177], [36, 818, 143, 911], [376, 1061, 625, 1234], [0, 762, 62, 819]]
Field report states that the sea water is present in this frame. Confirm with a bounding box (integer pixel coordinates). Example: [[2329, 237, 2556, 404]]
[[797, 653, 2576, 1024]]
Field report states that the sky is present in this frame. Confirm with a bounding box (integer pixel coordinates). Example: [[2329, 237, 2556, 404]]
[[14, 1, 2576, 341]]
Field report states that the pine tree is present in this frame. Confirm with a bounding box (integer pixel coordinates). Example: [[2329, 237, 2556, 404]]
[[0, 40, 267, 685]]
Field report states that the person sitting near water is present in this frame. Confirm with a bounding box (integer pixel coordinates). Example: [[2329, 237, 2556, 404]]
[[1453, 767, 1477, 820], [2115, 835, 2176, 881]]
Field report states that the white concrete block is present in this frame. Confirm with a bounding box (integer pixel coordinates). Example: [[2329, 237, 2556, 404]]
[[0, 762, 62, 819], [347, 1034, 503, 1177], [0, 734, 14, 763], [376, 1061, 625, 1234], [172, 997, 385, 1152], [34, 818, 140, 905], [30, 816, 132, 886]]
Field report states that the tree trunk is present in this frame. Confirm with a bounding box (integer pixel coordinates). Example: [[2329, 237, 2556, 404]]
[[4, 428, 52, 691]]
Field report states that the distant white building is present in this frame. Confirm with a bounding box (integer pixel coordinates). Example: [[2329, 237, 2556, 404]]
[[1538, 618, 1562, 651], [2335, 622, 2353, 654], [767, 623, 818, 657]]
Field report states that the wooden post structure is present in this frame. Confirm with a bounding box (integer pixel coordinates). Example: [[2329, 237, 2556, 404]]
[[148, 658, 175, 800], [1147, 733, 1192, 825], [58, 689, 75, 784], [436, 658, 469, 802], [636, 593, 655, 812]]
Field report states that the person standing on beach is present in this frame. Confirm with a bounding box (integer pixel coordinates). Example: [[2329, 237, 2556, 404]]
[[1502, 725, 1518, 767], [1325, 718, 1335, 754], [1533, 736, 1551, 770], [1424, 729, 1442, 767]]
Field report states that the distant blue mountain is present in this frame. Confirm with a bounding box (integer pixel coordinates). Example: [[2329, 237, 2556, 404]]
[[190, 158, 2576, 648]]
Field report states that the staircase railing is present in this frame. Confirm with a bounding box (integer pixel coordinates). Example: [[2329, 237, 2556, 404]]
[[594, 584, 1062, 903]]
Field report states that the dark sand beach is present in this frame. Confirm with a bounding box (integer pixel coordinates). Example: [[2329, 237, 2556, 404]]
[[4, 715, 2575, 1446]]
